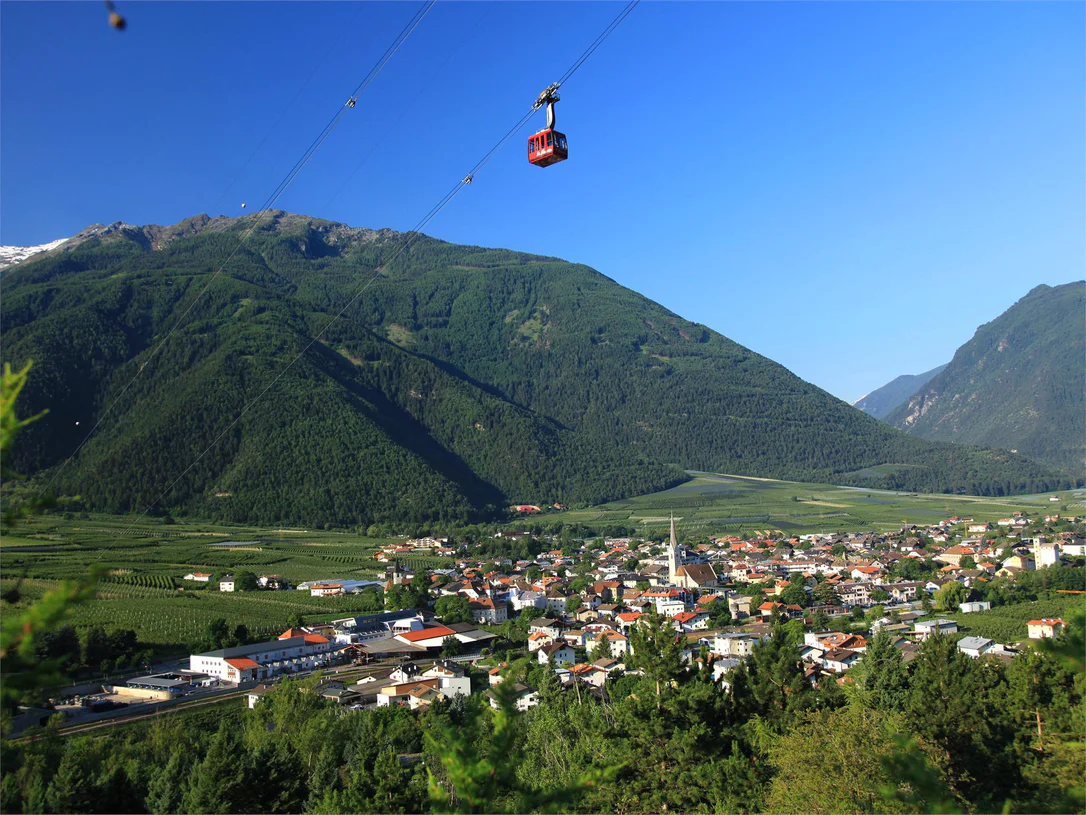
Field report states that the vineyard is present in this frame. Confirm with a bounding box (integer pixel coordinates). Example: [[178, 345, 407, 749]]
[[931, 595, 1085, 644], [0, 515, 399, 648]]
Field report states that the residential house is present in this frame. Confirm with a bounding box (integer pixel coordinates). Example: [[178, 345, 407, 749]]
[[712, 633, 759, 657], [488, 683, 539, 712], [822, 648, 862, 673], [592, 630, 629, 659], [538, 642, 576, 667], [957, 637, 997, 658], [914, 619, 959, 640], [417, 660, 471, 699], [527, 631, 555, 653], [219, 575, 236, 593], [672, 611, 710, 632], [528, 619, 562, 639], [1027, 618, 1066, 639], [469, 598, 508, 625]]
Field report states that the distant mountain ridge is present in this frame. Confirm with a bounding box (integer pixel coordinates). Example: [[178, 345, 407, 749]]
[[886, 282, 1085, 473], [854, 364, 948, 420], [0, 212, 1072, 527]]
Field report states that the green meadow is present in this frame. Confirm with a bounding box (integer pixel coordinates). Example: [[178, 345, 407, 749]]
[[560, 471, 1086, 537]]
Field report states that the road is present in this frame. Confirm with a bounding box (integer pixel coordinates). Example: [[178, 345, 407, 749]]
[[20, 660, 420, 740]]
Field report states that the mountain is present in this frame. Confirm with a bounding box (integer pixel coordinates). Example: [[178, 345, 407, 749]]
[[854, 364, 947, 420], [886, 282, 1085, 472], [0, 237, 70, 271], [0, 212, 1071, 527]]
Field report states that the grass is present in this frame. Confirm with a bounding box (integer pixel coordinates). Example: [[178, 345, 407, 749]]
[[559, 472, 1085, 537]]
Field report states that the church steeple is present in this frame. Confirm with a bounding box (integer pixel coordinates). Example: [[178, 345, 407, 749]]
[[668, 514, 679, 582]]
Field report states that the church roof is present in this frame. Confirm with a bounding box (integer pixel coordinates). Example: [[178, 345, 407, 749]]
[[676, 564, 717, 585]]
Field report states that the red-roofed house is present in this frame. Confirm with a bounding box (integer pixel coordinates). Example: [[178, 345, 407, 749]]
[[671, 611, 709, 632], [1028, 619, 1066, 639], [224, 657, 261, 683], [394, 626, 459, 649]]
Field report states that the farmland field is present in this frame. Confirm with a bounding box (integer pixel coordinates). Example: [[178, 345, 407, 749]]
[[926, 595, 1085, 644], [559, 471, 1086, 537], [0, 515, 395, 648]]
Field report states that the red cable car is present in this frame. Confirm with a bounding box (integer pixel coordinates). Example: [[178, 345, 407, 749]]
[[528, 83, 568, 168]]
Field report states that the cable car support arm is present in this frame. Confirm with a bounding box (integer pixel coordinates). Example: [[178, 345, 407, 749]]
[[534, 82, 561, 129]]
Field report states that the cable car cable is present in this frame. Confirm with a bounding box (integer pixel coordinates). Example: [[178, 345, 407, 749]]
[[323, 5, 492, 210], [35, 0, 436, 501], [119, 0, 641, 529], [210, 3, 367, 214]]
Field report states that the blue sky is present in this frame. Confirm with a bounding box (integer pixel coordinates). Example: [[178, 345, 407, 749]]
[[2, 1, 1082, 403]]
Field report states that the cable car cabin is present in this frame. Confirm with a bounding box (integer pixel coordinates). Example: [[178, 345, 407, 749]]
[[527, 128, 568, 167]]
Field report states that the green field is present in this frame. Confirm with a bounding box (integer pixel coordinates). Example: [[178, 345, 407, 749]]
[[929, 595, 1085, 644], [1, 515, 394, 648], [560, 471, 1086, 537]]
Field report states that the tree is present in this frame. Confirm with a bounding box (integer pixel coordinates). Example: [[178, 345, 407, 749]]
[[704, 598, 732, 629], [206, 618, 230, 650], [627, 608, 685, 709], [813, 582, 841, 606], [233, 570, 258, 592], [440, 636, 462, 659], [79, 626, 110, 671], [871, 587, 890, 604], [852, 628, 909, 712], [904, 632, 1019, 809], [426, 680, 603, 812], [181, 723, 253, 813], [435, 596, 473, 625], [934, 581, 967, 612], [728, 622, 813, 729], [565, 595, 583, 615], [959, 555, 976, 570], [779, 583, 808, 608], [410, 573, 431, 610], [766, 706, 949, 814]]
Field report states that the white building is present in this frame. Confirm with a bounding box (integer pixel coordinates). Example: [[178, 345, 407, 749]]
[[959, 601, 992, 614], [331, 610, 424, 644], [189, 632, 335, 683], [914, 619, 959, 640], [489, 683, 539, 711], [957, 637, 997, 658], [1028, 618, 1065, 639], [713, 633, 759, 657], [1033, 540, 1060, 569]]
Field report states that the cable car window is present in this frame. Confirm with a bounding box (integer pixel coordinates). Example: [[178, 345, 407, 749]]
[[546, 132, 552, 146]]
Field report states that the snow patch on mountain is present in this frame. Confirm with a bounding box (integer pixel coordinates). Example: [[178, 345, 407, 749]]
[[0, 237, 69, 271]]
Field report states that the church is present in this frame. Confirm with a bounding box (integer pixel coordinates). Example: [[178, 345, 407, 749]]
[[667, 515, 719, 590]]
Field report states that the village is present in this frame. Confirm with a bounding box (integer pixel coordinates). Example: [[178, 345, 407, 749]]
[[101, 510, 1083, 718]]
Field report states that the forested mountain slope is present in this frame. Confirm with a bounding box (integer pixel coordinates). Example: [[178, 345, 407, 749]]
[[0, 213, 1070, 526], [887, 282, 1085, 472], [854, 364, 947, 420]]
